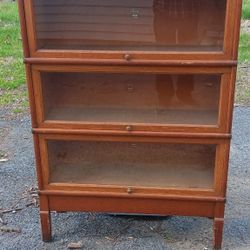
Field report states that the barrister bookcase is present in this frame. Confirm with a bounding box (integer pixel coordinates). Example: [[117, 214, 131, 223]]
[[18, 0, 242, 248]]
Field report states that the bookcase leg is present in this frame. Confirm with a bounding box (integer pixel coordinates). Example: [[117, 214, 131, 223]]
[[213, 218, 224, 249], [40, 211, 52, 242]]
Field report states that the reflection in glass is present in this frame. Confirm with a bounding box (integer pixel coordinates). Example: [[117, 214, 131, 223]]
[[48, 140, 216, 189], [41, 72, 221, 125], [34, 0, 226, 51]]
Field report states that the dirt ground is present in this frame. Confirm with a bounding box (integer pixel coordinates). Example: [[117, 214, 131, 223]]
[[236, 63, 250, 105], [0, 107, 249, 250]]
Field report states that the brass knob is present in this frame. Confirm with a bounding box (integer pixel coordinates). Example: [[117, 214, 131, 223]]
[[127, 187, 133, 194], [127, 83, 134, 92], [126, 125, 133, 132], [124, 54, 132, 61]]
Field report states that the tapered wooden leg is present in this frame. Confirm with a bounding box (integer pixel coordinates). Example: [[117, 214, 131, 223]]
[[214, 218, 224, 249], [40, 211, 52, 242]]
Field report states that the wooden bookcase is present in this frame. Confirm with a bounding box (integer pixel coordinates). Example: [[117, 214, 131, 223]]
[[18, 1, 242, 248]]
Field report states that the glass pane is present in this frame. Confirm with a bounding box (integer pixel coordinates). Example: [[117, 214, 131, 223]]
[[48, 140, 216, 189], [33, 0, 226, 51], [41, 72, 221, 125]]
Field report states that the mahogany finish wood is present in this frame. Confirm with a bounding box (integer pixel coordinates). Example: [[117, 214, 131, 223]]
[[18, 1, 242, 249]]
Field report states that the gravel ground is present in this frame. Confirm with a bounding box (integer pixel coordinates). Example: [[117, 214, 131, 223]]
[[0, 107, 249, 250]]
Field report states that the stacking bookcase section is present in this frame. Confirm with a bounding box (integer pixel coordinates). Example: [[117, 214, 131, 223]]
[[33, 0, 227, 51], [49, 141, 215, 189], [22, 0, 241, 61], [32, 65, 234, 133], [48, 141, 215, 189], [39, 134, 230, 197]]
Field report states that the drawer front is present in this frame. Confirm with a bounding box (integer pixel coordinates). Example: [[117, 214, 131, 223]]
[[22, 0, 241, 61], [38, 134, 230, 196], [31, 65, 235, 133]]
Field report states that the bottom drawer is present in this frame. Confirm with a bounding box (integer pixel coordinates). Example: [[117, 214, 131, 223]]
[[38, 134, 229, 195]]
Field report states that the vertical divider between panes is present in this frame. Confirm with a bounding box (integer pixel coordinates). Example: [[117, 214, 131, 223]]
[[24, 0, 38, 56], [39, 135, 50, 189], [25, 64, 39, 127], [213, 140, 231, 196], [217, 71, 231, 132], [33, 134, 44, 190], [214, 143, 222, 196], [32, 68, 45, 126], [225, 67, 237, 132], [18, 0, 30, 57], [222, 0, 233, 58], [232, 0, 243, 60]]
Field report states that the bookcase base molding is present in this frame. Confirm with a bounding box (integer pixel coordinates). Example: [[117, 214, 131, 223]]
[[39, 193, 225, 249]]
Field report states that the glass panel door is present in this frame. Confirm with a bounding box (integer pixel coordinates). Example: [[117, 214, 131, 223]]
[[33, 0, 226, 52], [47, 140, 216, 189], [40, 72, 221, 126]]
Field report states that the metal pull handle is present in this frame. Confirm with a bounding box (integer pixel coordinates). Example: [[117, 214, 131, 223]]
[[127, 187, 133, 194], [124, 54, 132, 61], [126, 125, 133, 132]]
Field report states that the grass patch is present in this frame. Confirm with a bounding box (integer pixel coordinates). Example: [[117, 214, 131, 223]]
[[0, 57, 25, 89], [0, 1, 250, 89], [236, 63, 250, 105], [0, 86, 29, 117], [242, 0, 250, 19], [13, 107, 23, 114], [239, 32, 250, 62], [0, 92, 16, 106], [0, 1, 250, 109], [0, 2, 25, 90], [0, 88, 28, 108]]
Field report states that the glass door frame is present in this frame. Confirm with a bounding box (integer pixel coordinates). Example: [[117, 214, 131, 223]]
[[22, 0, 242, 62], [31, 64, 235, 134], [38, 134, 230, 197]]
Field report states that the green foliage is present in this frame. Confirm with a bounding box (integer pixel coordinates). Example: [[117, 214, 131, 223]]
[[0, 2, 25, 89], [242, 0, 250, 19], [239, 32, 250, 62], [0, 1, 249, 100]]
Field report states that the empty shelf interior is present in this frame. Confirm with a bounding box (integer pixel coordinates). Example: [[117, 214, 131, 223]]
[[33, 0, 226, 51], [48, 140, 216, 189], [41, 72, 220, 125]]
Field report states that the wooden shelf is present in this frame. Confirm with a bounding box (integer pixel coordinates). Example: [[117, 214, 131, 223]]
[[40, 44, 223, 52], [46, 107, 218, 125]]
